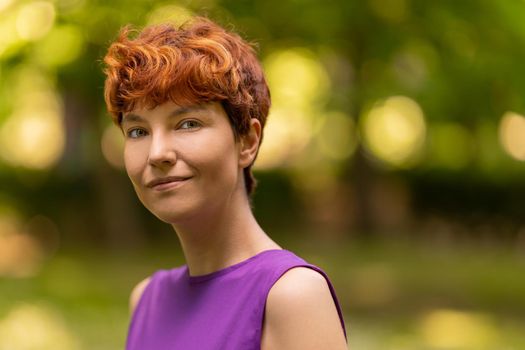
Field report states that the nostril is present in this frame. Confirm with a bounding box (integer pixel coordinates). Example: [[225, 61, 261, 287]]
[[148, 150, 177, 167], [149, 156, 176, 167]]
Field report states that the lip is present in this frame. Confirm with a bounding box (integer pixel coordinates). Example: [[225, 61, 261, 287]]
[[146, 176, 192, 191]]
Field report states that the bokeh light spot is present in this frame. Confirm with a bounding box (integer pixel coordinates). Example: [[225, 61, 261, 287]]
[[16, 1, 55, 41], [0, 110, 65, 169], [420, 309, 499, 348], [0, 66, 65, 170], [35, 24, 84, 66], [101, 124, 125, 169], [257, 48, 331, 170], [147, 5, 193, 26], [256, 108, 312, 170], [499, 111, 525, 161], [0, 0, 14, 13], [317, 111, 357, 161], [0, 303, 81, 349], [264, 48, 330, 108], [361, 96, 426, 167], [0, 211, 49, 278], [0, 14, 21, 58]]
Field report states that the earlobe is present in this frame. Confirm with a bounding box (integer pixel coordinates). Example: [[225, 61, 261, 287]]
[[239, 118, 262, 168]]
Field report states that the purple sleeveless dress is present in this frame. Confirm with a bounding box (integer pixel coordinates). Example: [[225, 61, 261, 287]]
[[126, 249, 347, 349]]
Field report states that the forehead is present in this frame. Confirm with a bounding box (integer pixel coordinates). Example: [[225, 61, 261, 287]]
[[121, 101, 225, 124]]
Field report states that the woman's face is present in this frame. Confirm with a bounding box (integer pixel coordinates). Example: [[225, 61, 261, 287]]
[[121, 101, 245, 224]]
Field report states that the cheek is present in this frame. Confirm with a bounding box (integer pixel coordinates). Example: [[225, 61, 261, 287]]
[[124, 144, 146, 183], [191, 133, 238, 170], [202, 146, 239, 187]]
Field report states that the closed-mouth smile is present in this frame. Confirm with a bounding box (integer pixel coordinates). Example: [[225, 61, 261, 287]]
[[146, 176, 191, 191]]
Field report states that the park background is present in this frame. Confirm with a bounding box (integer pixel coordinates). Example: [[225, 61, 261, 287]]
[[1, 0, 525, 349]]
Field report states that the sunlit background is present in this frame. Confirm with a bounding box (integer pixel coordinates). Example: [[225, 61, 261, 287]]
[[1, 0, 525, 349]]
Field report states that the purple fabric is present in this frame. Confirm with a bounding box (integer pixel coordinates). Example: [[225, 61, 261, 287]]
[[126, 249, 347, 350]]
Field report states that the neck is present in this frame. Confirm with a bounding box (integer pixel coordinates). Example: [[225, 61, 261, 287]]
[[171, 189, 280, 276]]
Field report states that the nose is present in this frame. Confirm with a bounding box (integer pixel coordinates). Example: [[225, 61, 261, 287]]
[[148, 132, 176, 167]]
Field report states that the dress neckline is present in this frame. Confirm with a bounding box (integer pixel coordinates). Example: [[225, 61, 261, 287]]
[[185, 248, 286, 284]]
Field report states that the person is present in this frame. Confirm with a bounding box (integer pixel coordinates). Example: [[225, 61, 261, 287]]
[[103, 16, 348, 350]]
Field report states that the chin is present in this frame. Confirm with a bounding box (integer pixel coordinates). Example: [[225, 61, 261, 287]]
[[146, 201, 200, 225], [147, 206, 186, 224]]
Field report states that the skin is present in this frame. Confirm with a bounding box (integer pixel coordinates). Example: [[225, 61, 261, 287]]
[[122, 101, 347, 349]]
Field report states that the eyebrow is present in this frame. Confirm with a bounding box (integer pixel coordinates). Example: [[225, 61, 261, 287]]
[[121, 105, 207, 125]]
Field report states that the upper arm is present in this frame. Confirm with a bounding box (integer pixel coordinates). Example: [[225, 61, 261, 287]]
[[261, 267, 347, 350], [129, 276, 151, 315]]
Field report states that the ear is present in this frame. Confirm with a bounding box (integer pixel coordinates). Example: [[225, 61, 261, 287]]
[[239, 118, 262, 168]]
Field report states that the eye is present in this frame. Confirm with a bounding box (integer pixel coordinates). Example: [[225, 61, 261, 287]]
[[179, 120, 201, 130], [127, 128, 148, 139]]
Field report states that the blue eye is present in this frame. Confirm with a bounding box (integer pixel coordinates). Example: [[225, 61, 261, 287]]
[[180, 120, 201, 130], [127, 128, 147, 139]]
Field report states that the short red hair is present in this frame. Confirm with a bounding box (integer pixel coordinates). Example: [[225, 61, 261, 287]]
[[103, 17, 271, 196]]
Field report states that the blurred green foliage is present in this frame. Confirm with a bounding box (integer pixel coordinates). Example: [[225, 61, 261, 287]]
[[1, 0, 524, 244]]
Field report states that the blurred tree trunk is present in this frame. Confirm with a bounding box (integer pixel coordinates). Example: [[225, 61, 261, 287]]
[[349, 146, 377, 238], [63, 91, 146, 250], [344, 22, 378, 239]]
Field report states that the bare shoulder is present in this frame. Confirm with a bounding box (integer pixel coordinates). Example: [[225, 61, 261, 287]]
[[129, 276, 151, 315], [261, 267, 347, 350]]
